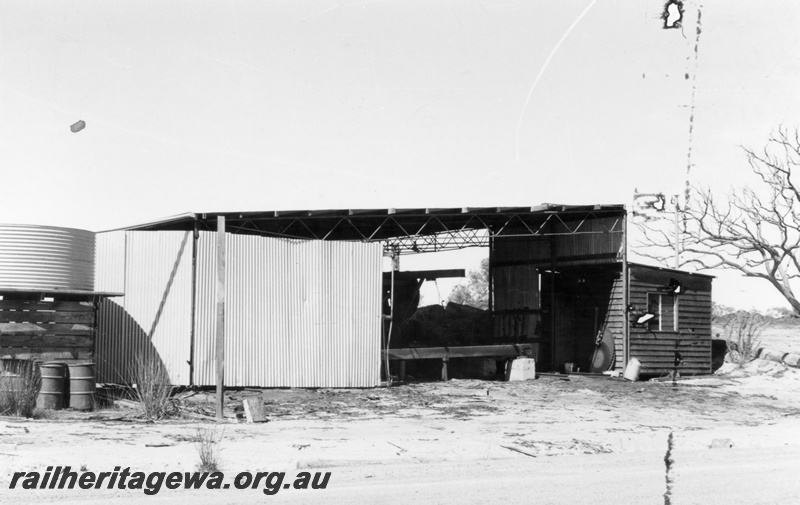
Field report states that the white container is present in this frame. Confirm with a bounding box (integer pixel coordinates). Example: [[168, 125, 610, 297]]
[[506, 358, 536, 381], [623, 358, 642, 381]]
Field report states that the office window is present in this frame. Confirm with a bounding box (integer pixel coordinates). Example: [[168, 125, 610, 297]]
[[647, 292, 678, 331]]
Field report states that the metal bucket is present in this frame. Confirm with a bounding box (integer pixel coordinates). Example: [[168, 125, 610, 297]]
[[68, 363, 96, 411], [37, 363, 67, 410], [623, 358, 642, 382]]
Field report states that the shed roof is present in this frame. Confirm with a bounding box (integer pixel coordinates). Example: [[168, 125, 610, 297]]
[[105, 204, 626, 253]]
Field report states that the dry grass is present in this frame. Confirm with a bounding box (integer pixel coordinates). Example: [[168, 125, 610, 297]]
[[194, 426, 223, 472], [722, 311, 766, 364], [0, 360, 42, 418], [132, 353, 175, 421]]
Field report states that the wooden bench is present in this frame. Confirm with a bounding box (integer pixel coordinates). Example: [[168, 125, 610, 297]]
[[383, 344, 533, 381]]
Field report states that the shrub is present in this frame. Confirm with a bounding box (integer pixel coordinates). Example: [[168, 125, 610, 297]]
[[0, 360, 42, 418], [722, 310, 766, 364], [195, 426, 223, 472], [132, 352, 174, 421]]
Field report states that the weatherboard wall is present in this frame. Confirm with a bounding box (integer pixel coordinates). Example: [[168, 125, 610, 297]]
[[627, 265, 713, 376]]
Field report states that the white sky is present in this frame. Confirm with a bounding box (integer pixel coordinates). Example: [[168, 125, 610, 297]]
[[2, 0, 799, 311]]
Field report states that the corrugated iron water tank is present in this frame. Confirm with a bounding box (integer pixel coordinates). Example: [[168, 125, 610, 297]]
[[0, 224, 95, 291]]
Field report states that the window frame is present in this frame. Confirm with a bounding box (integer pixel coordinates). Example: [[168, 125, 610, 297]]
[[646, 291, 679, 331]]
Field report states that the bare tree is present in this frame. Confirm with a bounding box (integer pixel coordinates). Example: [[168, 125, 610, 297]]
[[637, 127, 800, 315]]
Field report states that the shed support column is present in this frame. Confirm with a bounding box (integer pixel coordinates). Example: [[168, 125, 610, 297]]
[[549, 222, 557, 371], [488, 233, 494, 313], [189, 218, 198, 386], [622, 212, 629, 368], [441, 356, 449, 381], [215, 216, 226, 421]]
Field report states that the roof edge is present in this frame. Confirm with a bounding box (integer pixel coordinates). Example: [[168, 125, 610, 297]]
[[98, 212, 197, 233], [627, 261, 716, 278]]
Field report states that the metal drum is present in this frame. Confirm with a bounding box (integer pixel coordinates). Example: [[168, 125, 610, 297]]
[[37, 363, 67, 410], [68, 363, 96, 411], [623, 358, 642, 381]]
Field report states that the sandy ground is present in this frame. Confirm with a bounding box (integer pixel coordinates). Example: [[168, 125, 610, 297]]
[[2, 360, 800, 504]]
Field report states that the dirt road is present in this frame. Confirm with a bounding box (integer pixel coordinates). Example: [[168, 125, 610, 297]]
[[2, 360, 800, 504]]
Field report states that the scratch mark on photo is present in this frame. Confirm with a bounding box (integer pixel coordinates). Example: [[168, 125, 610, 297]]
[[514, 0, 598, 161], [684, 4, 703, 217]]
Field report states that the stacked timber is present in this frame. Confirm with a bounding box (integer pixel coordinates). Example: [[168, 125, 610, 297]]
[[0, 298, 96, 363]]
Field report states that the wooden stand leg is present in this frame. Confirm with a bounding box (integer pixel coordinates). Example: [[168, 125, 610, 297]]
[[496, 359, 508, 381], [441, 356, 449, 381], [399, 360, 406, 380]]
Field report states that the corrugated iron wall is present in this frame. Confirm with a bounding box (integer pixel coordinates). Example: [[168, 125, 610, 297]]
[[96, 230, 382, 387], [492, 264, 540, 354], [492, 216, 623, 267], [554, 216, 624, 265], [193, 232, 382, 388], [95, 230, 194, 384], [94, 231, 126, 293]]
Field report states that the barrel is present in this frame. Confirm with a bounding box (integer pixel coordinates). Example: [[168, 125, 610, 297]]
[[37, 363, 67, 410], [623, 358, 642, 381], [68, 363, 96, 411]]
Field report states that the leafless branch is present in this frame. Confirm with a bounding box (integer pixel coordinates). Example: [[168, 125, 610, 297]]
[[635, 127, 800, 315]]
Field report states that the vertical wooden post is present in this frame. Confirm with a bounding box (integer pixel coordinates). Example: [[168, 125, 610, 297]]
[[189, 218, 198, 386], [622, 212, 630, 367], [215, 216, 226, 421]]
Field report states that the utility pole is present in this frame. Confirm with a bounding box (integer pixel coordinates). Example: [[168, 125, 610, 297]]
[[672, 195, 680, 269]]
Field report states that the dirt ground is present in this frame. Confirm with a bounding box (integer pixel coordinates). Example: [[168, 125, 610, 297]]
[[2, 360, 800, 503]]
